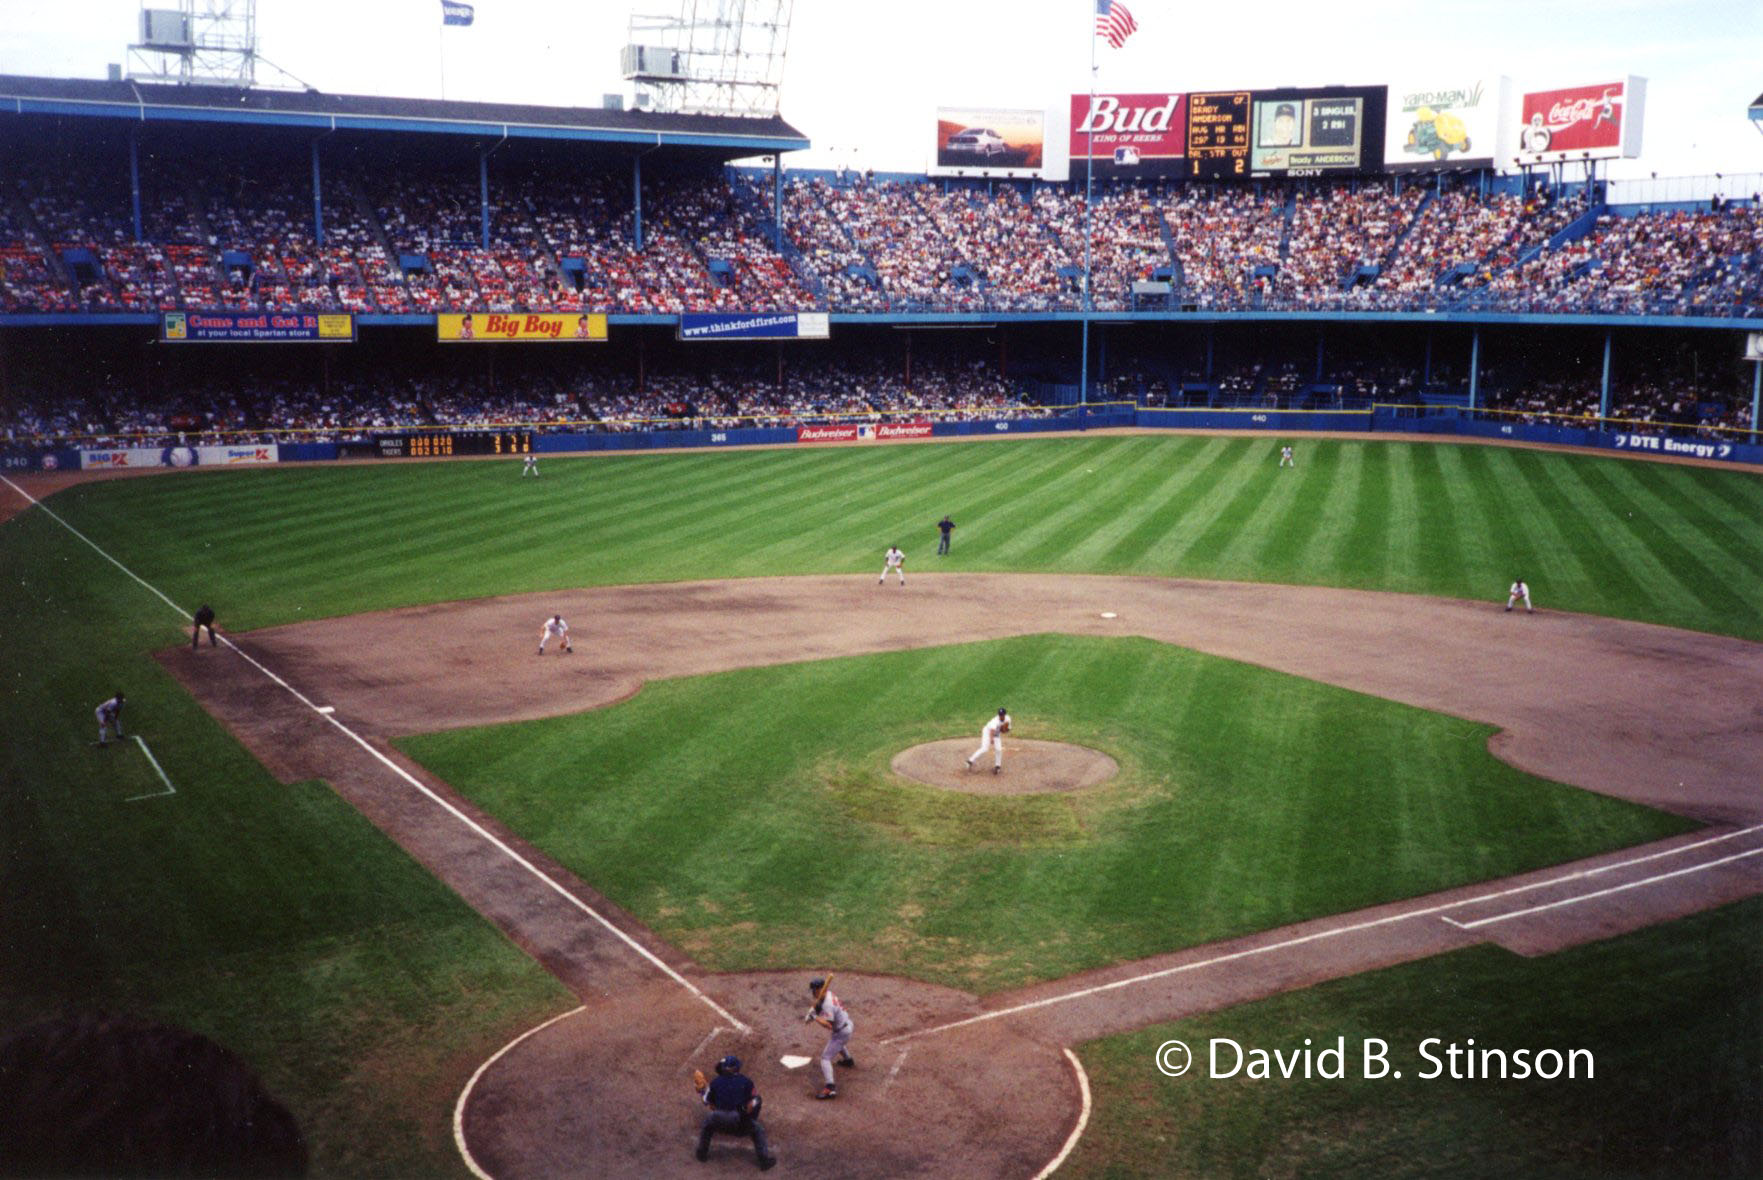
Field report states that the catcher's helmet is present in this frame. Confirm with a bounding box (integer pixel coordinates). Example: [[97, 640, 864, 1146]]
[[716, 1054, 741, 1075], [808, 978, 825, 995]]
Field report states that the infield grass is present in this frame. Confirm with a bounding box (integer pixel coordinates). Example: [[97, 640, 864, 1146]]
[[398, 633, 1694, 993], [1062, 896, 1763, 1179]]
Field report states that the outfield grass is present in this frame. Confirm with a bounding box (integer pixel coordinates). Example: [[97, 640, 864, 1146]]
[[1061, 897, 1763, 1179], [398, 634, 1694, 993], [33, 435, 1763, 639]]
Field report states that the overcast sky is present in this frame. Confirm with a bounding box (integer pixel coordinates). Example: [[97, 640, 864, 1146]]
[[1, 0, 1758, 182]]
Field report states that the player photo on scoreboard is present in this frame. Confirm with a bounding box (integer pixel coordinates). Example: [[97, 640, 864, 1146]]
[[1251, 95, 1364, 172]]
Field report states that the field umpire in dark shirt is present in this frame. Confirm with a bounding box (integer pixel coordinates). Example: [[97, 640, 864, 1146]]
[[192, 604, 218, 649], [937, 514, 956, 555], [696, 1055, 776, 1169]]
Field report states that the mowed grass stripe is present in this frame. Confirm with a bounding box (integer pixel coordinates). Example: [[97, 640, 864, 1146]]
[[1137, 437, 1264, 569], [1625, 463, 1763, 585], [991, 438, 1167, 566], [1553, 457, 1739, 624], [1284, 439, 1364, 581], [1083, 437, 1238, 569], [1245, 441, 1342, 582]]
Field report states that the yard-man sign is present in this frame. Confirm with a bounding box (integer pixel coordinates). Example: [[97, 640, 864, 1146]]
[[163, 312, 354, 343], [678, 312, 830, 341], [437, 313, 608, 342]]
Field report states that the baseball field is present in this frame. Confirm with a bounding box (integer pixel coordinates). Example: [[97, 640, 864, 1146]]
[[3, 432, 1760, 1177]]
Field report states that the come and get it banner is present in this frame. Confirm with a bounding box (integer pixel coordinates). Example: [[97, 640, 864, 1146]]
[[163, 312, 354, 343], [437, 313, 608, 342]]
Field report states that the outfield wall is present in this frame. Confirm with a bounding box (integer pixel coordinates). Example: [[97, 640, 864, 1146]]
[[6, 406, 1760, 471]]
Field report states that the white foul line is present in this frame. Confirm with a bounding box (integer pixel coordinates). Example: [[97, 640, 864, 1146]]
[[882, 820, 1763, 1045], [1, 474, 751, 1036], [1031, 1049, 1092, 1180], [881, 1046, 910, 1096], [1447, 845, 1763, 930], [124, 735, 177, 802]]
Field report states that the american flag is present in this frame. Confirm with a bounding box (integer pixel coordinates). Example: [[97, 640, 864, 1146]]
[[1095, 0, 1138, 48]]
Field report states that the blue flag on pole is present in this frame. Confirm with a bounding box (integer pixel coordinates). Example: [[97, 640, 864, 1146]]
[[441, 0, 474, 26]]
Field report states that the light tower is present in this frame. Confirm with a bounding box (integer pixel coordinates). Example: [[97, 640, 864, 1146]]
[[126, 1, 257, 87], [622, 0, 794, 118]]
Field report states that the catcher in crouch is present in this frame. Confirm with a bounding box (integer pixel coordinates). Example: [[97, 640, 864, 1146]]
[[805, 978, 855, 1100], [692, 1055, 775, 1169], [966, 708, 1012, 774]]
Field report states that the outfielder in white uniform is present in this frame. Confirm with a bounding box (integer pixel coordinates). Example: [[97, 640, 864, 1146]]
[[94, 692, 126, 746], [521, 454, 539, 476], [538, 613, 574, 654], [1279, 445, 1295, 467], [1505, 580, 1533, 613], [806, 979, 854, 1099], [966, 708, 1011, 774], [879, 546, 905, 586]]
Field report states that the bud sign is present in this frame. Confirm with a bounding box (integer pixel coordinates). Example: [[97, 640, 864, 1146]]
[[1070, 93, 1188, 176]]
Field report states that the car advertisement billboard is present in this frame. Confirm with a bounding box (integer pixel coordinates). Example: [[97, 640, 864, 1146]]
[[1068, 93, 1188, 178], [1384, 77, 1511, 171], [1514, 77, 1645, 165], [931, 107, 1044, 177]]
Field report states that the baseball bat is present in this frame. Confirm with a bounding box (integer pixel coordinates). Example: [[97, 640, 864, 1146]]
[[804, 973, 835, 1022]]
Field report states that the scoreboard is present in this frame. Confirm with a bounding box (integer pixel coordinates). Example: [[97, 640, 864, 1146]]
[[1185, 85, 1385, 177], [373, 431, 534, 458], [1187, 92, 1251, 177]]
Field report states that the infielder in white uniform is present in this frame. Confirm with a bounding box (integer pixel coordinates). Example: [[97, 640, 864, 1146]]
[[805, 979, 854, 1100], [538, 613, 574, 654], [1505, 579, 1533, 613], [966, 708, 1011, 774], [94, 692, 126, 746], [878, 545, 905, 586], [521, 454, 539, 476], [1279, 445, 1295, 467]]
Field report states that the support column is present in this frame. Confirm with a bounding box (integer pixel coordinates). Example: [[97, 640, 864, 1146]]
[[904, 329, 912, 388], [1751, 361, 1760, 446], [1079, 318, 1090, 430], [1423, 329, 1433, 386], [480, 150, 491, 250], [311, 140, 324, 248], [1314, 326, 1325, 382], [1468, 327, 1481, 412], [772, 156, 783, 252], [1097, 324, 1106, 389], [633, 155, 644, 252], [1599, 328, 1614, 422], [128, 127, 143, 242], [1204, 324, 1214, 381]]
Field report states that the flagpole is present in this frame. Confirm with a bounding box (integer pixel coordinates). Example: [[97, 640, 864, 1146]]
[[1079, 1, 1096, 431], [438, 20, 448, 100]]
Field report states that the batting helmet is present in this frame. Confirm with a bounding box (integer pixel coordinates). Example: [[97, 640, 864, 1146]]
[[716, 1054, 741, 1075], [808, 979, 825, 995]]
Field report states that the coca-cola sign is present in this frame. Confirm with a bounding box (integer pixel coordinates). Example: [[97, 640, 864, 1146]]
[[1516, 78, 1645, 164], [1070, 93, 1187, 175]]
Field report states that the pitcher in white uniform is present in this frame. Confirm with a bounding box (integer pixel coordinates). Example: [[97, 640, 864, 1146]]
[[966, 708, 1011, 774]]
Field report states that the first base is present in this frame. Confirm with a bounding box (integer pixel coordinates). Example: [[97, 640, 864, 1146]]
[[1099, 611, 1118, 619]]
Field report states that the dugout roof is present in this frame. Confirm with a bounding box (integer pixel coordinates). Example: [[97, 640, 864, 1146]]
[[0, 73, 809, 159]]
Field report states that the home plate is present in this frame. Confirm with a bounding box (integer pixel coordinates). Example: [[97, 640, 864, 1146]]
[[1099, 611, 1118, 619], [779, 1055, 813, 1070]]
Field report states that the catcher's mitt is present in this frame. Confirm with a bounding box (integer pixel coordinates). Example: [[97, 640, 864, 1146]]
[[692, 1068, 708, 1091]]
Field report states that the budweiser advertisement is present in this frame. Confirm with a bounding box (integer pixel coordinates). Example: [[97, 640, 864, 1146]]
[[1070, 93, 1187, 177], [931, 107, 1044, 178], [1514, 77, 1645, 165], [795, 422, 934, 444]]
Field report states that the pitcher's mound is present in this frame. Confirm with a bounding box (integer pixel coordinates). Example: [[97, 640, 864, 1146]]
[[891, 739, 1119, 795]]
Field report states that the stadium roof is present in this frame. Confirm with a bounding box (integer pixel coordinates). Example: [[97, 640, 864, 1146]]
[[1751, 89, 1763, 120], [0, 73, 809, 156]]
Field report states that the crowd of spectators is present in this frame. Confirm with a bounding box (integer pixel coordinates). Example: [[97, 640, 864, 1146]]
[[1, 156, 1760, 319], [0, 353, 1054, 446]]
